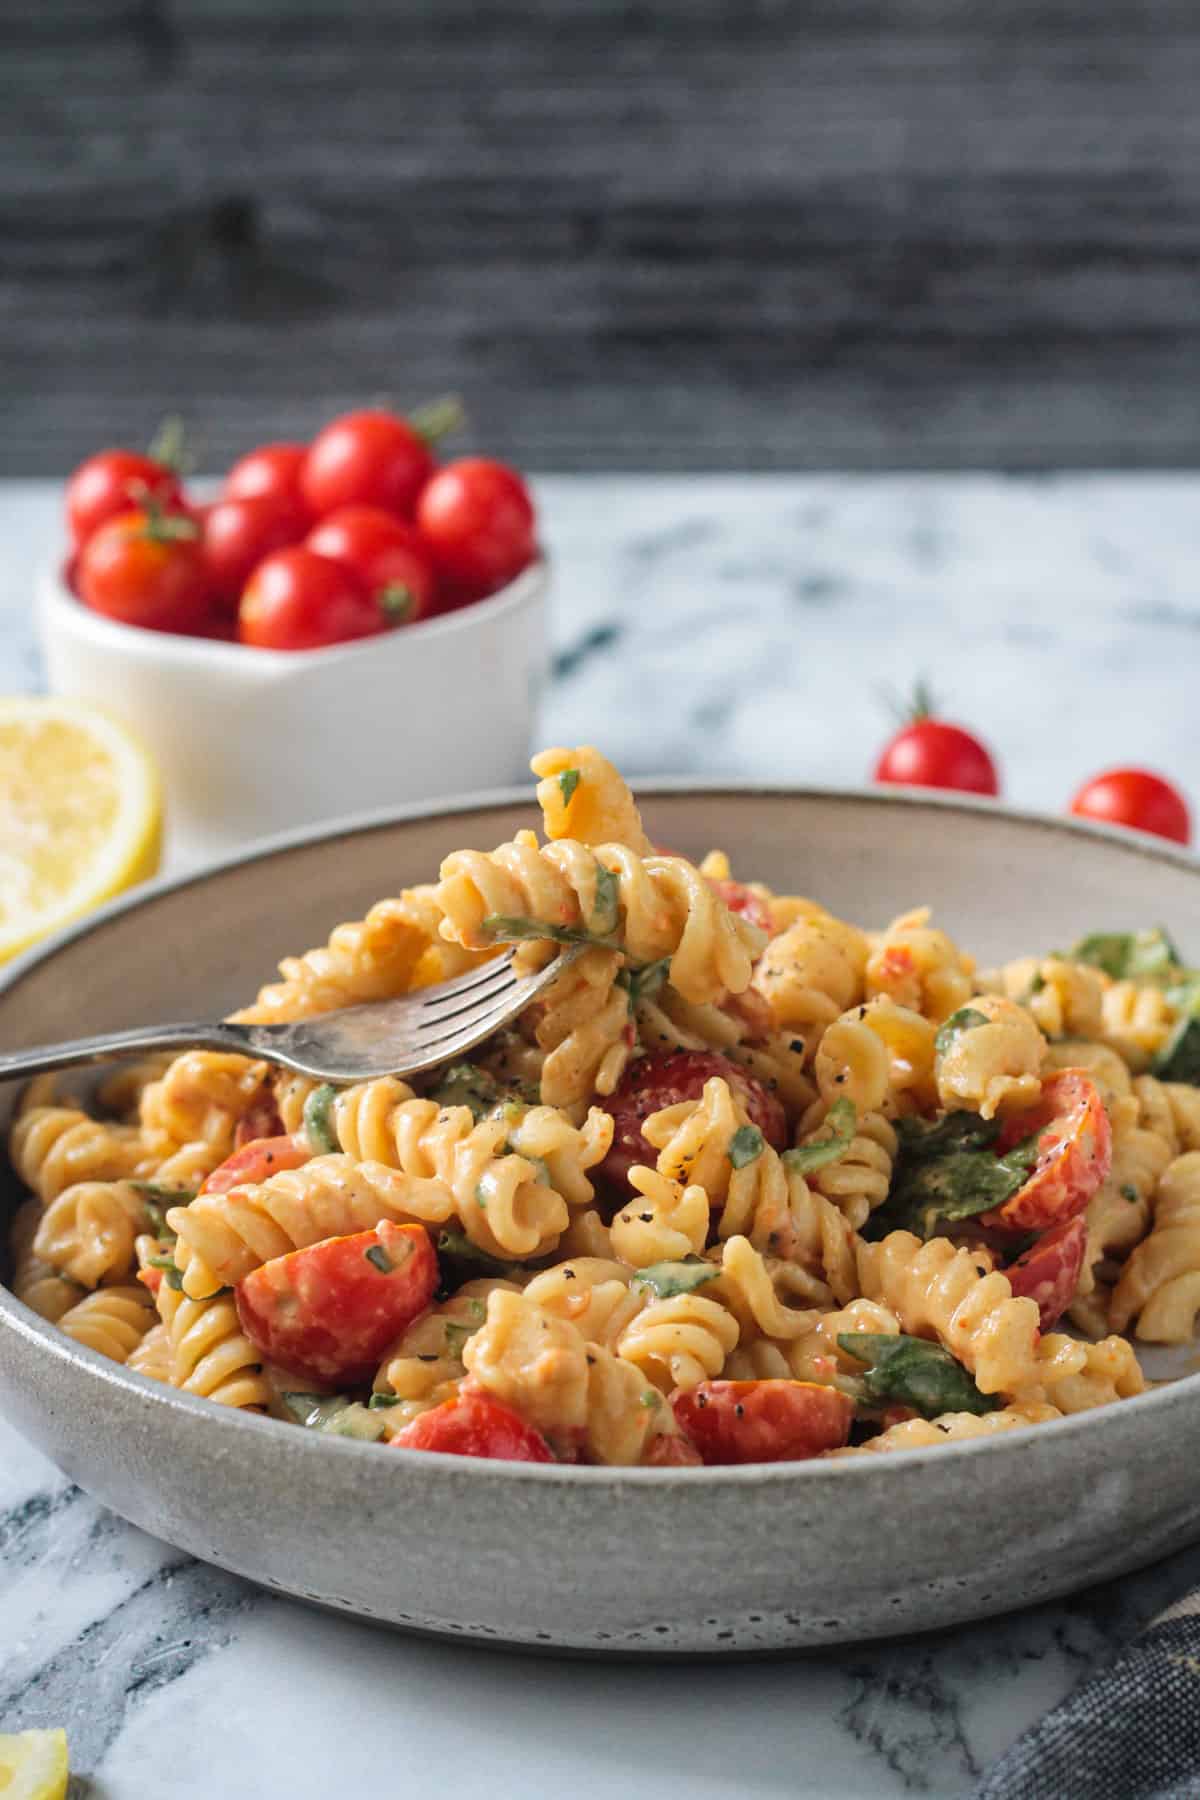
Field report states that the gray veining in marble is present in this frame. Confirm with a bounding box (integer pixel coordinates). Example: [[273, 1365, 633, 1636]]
[[2, 474, 1198, 1797]]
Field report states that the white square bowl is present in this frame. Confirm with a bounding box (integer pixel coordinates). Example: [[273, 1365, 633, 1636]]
[[37, 558, 549, 867]]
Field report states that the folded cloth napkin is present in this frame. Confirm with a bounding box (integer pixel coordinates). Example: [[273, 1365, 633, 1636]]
[[975, 1589, 1200, 1800]]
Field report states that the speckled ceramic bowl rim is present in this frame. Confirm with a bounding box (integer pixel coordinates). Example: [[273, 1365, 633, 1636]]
[[40, 553, 549, 669], [3, 782, 1196, 1487]]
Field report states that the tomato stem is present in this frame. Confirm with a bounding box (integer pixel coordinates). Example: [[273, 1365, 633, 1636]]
[[408, 395, 466, 446], [378, 582, 414, 622], [137, 490, 198, 544], [147, 414, 192, 476]]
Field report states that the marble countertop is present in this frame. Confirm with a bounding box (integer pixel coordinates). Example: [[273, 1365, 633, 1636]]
[[3, 473, 1200, 1797]]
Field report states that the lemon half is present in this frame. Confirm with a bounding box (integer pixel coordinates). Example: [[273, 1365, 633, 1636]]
[[0, 696, 162, 963], [0, 1729, 70, 1800]]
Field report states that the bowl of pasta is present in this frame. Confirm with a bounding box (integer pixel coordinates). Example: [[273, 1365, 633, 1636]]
[[2, 746, 1199, 1655]]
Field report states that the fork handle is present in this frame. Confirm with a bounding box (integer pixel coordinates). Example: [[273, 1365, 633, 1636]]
[[0, 1019, 253, 1084]]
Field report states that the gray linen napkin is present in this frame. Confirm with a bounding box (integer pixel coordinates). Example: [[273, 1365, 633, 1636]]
[[975, 1588, 1200, 1800]]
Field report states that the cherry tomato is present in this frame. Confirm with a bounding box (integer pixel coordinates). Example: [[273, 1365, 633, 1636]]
[[641, 1432, 704, 1467], [1004, 1216, 1088, 1331], [710, 878, 774, 938], [224, 443, 310, 517], [1069, 768, 1191, 847], [238, 547, 383, 651], [233, 1101, 286, 1150], [203, 493, 310, 607], [200, 1134, 311, 1195], [874, 719, 999, 796], [981, 1071, 1112, 1234], [236, 1219, 438, 1385], [672, 1380, 854, 1465], [392, 1385, 554, 1462], [306, 506, 435, 625], [301, 409, 433, 520], [138, 1264, 163, 1296], [600, 1051, 788, 1191], [77, 506, 211, 634], [66, 449, 183, 548], [415, 458, 536, 600]]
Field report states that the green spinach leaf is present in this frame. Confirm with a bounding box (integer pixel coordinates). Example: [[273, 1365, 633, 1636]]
[[631, 1257, 719, 1299], [837, 1333, 999, 1418], [783, 1098, 857, 1175]]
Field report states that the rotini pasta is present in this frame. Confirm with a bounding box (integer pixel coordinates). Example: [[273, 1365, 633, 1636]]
[[57, 1285, 156, 1364], [8, 743, 1188, 1467], [436, 833, 764, 1005]]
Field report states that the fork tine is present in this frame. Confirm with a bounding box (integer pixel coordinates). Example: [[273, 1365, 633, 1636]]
[[417, 962, 517, 1016]]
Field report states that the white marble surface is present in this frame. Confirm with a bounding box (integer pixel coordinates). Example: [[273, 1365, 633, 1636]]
[[3, 473, 1200, 1797]]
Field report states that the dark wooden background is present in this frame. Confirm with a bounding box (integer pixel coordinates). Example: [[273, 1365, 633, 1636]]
[[4, 1, 1200, 473]]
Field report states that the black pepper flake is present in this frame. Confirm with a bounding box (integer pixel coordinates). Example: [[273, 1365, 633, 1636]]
[[696, 1393, 708, 1408], [564, 1268, 577, 1280], [586, 1353, 596, 1365], [734, 1403, 745, 1418]]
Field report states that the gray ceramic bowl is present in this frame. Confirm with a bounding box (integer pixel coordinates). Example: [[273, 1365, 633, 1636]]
[[2, 787, 1199, 1655]]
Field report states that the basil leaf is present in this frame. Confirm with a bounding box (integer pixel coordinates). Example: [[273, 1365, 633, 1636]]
[[302, 1083, 338, 1154], [432, 1062, 501, 1122], [435, 1229, 521, 1289], [632, 1257, 718, 1299], [729, 1124, 764, 1169], [482, 913, 616, 948], [838, 1333, 999, 1419], [865, 1127, 1040, 1241], [146, 1252, 184, 1290], [132, 1180, 197, 1207], [1070, 928, 1182, 982], [934, 1006, 989, 1058], [1155, 1015, 1200, 1085], [557, 767, 581, 806], [367, 1392, 401, 1410], [591, 860, 620, 935], [364, 1243, 392, 1274], [783, 1098, 857, 1175], [617, 957, 670, 1009], [894, 1111, 1000, 1161]]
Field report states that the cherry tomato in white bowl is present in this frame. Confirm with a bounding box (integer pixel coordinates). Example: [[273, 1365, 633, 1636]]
[[306, 506, 436, 625]]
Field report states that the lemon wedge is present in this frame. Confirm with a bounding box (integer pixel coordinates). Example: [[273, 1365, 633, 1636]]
[[0, 1729, 70, 1800], [0, 696, 162, 963]]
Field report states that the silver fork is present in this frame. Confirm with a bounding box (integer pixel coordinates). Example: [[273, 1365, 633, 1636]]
[[0, 946, 586, 1086]]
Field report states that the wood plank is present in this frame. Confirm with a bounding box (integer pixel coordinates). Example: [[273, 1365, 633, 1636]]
[[3, 1, 1200, 470]]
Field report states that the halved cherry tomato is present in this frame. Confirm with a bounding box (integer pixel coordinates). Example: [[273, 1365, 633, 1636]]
[[200, 1134, 311, 1195], [138, 1264, 163, 1296], [236, 1219, 438, 1385], [233, 1101, 286, 1150], [1004, 1216, 1088, 1330], [203, 492, 310, 607], [392, 1385, 554, 1462], [77, 506, 211, 634], [224, 443, 310, 517], [642, 1432, 704, 1467], [874, 719, 999, 796], [306, 506, 435, 624], [301, 409, 434, 519], [1070, 768, 1191, 847], [981, 1071, 1112, 1234], [710, 878, 774, 938], [672, 1380, 854, 1465], [66, 449, 183, 548], [600, 1050, 788, 1190], [238, 547, 383, 651], [415, 457, 536, 601]]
